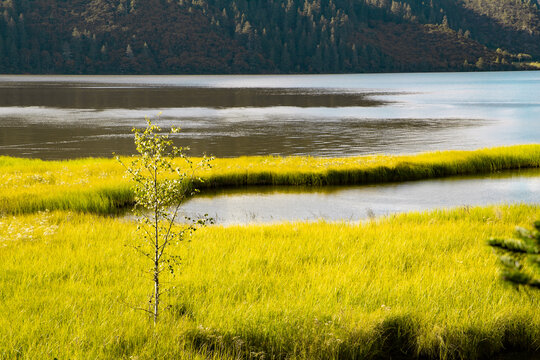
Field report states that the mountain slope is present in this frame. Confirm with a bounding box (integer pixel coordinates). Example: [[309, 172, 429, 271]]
[[0, 0, 538, 74]]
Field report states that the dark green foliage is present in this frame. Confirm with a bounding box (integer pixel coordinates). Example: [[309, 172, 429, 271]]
[[0, 0, 538, 74], [489, 221, 540, 289]]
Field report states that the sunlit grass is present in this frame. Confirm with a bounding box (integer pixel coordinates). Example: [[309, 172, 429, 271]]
[[200, 144, 540, 188], [1, 205, 539, 359], [0, 157, 132, 215], [1, 144, 539, 215]]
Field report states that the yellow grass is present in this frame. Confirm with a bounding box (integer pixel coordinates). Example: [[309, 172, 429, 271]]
[[1, 205, 539, 359], [1, 144, 539, 214]]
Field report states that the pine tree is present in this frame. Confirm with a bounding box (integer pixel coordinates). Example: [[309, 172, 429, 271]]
[[126, 44, 134, 58], [488, 220, 540, 288], [0, 34, 5, 71], [8, 41, 19, 70], [100, 44, 108, 61]]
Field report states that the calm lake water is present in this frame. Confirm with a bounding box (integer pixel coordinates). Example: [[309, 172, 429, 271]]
[[0, 71, 539, 159], [171, 169, 540, 225]]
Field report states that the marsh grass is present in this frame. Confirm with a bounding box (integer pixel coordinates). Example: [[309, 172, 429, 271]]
[[198, 144, 540, 188], [1, 145, 539, 215], [1, 205, 540, 359], [0, 157, 131, 215]]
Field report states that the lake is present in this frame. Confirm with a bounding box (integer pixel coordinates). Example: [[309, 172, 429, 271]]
[[0, 71, 539, 159]]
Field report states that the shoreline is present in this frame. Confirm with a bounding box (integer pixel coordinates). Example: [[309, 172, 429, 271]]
[[1, 144, 539, 215]]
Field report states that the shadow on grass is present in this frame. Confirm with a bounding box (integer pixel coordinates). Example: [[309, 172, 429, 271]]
[[183, 313, 540, 360]]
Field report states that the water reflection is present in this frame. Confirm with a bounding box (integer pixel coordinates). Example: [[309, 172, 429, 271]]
[[0, 114, 481, 159], [173, 169, 540, 225], [0, 72, 539, 159], [0, 87, 384, 109]]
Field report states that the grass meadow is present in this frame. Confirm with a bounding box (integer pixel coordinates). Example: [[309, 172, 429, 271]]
[[1, 144, 540, 215], [1, 205, 540, 359], [1, 145, 540, 359]]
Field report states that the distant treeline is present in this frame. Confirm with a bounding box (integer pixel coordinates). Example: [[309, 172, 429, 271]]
[[0, 0, 539, 74]]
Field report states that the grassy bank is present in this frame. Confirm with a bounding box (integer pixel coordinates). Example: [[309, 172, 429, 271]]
[[1, 205, 539, 359], [1, 144, 539, 215]]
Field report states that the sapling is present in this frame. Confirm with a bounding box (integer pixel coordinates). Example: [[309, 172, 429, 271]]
[[117, 117, 212, 324]]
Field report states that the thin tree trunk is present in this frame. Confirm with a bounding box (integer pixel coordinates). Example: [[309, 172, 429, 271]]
[[154, 165, 160, 325], [154, 258, 159, 325]]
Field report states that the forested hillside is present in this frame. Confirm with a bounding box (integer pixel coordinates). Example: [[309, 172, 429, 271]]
[[1, 0, 539, 74]]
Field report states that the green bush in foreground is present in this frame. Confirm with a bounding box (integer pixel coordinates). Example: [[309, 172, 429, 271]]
[[489, 220, 540, 288], [1, 205, 540, 359]]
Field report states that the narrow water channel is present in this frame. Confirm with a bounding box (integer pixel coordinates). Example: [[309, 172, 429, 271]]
[[171, 169, 540, 225]]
